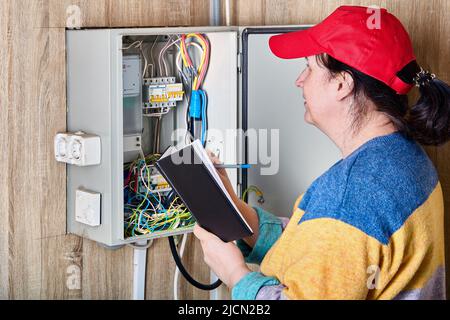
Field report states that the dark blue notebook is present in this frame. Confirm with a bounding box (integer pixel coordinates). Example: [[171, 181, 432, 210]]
[[155, 140, 253, 242]]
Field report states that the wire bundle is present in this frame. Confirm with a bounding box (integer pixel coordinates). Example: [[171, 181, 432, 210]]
[[178, 34, 211, 146], [180, 34, 211, 91], [124, 154, 195, 238]]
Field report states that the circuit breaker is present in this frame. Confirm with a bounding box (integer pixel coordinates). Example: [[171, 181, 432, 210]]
[[65, 26, 340, 247]]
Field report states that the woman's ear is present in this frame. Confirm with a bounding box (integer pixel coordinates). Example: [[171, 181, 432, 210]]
[[335, 71, 355, 101]]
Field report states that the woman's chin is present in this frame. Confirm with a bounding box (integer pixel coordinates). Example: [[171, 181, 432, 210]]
[[304, 111, 313, 124]]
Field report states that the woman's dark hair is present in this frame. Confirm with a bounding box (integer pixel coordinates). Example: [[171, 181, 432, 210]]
[[316, 53, 450, 146]]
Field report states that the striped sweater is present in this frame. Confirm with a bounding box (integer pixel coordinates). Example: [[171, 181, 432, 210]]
[[233, 132, 446, 300]]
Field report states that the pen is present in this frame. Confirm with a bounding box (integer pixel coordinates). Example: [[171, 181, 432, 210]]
[[214, 164, 252, 169]]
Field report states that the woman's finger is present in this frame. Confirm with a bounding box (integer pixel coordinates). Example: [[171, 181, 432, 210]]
[[206, 149, 221, 164], [206, 149, 228, 176], [193, 224, 216, 241]]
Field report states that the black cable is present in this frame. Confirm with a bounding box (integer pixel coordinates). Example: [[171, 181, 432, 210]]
[[169, 38, 217, 290], [168, 236, 222, 291], [185, 72, 194, 141]]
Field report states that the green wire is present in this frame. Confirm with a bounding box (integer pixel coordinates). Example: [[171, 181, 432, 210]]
[[124, 154, 195, 237]]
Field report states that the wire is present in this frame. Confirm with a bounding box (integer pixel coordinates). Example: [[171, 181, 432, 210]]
[[242, 185, 265, 204], [122, 40, 150, 80], [153, 116, 161, 154], [184, 73, 195, 144], [176, 42, 203, 81], [159, 36, 181, 77], [122, 40, 143, 50], [124, 152, 195, 238], [180, 34, 211, 91], [161, 37, 182, 77], [200, 90, 208, 146], [140, 45, 149, 80], [177, 42, 203, 143], [150, 35, 160, 77], [173, 233, 188, 300], [143, 108, 172, 118], [179, 34, 211, 145], [158, 36, 171, 76], [169, 235, 222, 291]]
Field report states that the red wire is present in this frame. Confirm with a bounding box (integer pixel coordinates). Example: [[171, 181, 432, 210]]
[[196, 34, 210, 89], [124, 163, 134, 187]]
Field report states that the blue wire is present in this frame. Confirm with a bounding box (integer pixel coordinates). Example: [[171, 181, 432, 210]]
[[200, 90, 208, 145], [148, 192, 167, 213], [125, 152, 187, 234]]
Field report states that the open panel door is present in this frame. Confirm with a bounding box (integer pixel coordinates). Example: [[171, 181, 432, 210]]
[[240, 27, 341, 217]]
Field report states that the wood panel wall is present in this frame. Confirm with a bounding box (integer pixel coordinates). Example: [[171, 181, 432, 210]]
[[0, 0, 211, 300], [1, 0, 449, 299]]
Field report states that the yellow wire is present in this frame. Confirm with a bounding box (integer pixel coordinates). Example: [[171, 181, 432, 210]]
[[180, 40, 189, 68], [181, 33, 207, 90], [129, 161, 152, 233], [125, 153, 195, 235], [186, 34, 207, 72]]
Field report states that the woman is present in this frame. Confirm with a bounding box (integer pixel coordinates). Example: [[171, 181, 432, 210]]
[[193, 5, 450, 299]]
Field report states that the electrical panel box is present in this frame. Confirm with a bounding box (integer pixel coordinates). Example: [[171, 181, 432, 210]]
[[66, 26, 341, 247]]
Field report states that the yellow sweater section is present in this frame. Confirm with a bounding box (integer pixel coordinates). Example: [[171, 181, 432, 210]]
[[260, 184, 445, 300]]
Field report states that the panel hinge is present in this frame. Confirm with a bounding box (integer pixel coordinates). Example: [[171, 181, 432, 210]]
[[237, 52, 243, 74]]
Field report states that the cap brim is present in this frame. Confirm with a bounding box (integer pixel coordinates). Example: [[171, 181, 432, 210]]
[[269, 29, 324, 59]]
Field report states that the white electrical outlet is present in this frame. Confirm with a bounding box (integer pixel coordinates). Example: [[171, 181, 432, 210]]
[[75, 189, 101, 227], [54, 132, 101, 166]]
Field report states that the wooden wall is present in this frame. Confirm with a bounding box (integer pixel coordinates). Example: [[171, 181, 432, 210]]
[[1, 0, 449, 299], [0, 0, 211, 300]]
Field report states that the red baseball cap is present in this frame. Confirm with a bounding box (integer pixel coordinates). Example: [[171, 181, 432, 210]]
[[269, 6, 416, 95]]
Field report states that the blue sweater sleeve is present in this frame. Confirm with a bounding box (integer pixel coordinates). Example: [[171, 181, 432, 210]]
[[236, 206, 284, 265], [232, 272, 281, 300]]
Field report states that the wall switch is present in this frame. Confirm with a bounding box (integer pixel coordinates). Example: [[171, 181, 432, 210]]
[[75, 189, 101, 227]]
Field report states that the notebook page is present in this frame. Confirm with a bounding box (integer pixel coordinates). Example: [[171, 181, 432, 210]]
[[160, 145, 177, 159]]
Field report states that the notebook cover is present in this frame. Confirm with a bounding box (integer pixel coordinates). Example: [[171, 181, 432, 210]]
[[155, 145, 253, 242]]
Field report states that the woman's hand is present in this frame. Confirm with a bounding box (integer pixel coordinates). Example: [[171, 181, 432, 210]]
[[206, 150, 239, 202], [205, 149, 261, 249], [193, 224, 251, 288]]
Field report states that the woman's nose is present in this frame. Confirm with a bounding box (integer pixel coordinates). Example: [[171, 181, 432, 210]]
[[295, 70, 307, 88]]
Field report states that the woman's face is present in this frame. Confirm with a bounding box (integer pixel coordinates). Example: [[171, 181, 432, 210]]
[[295, 56, 344, 132]]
